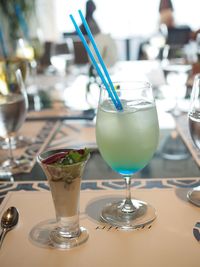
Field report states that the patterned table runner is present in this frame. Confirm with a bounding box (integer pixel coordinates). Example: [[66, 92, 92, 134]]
[[47, 120, 96, 149], [1, 177, 200, 204], [0, 120, 59, 174], [27, 107, 95, 121]]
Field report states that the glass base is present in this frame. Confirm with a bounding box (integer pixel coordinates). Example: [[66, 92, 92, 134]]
[[0, 158, 30, 173], [29, 219, 89, 250], [187, 187, 200, 207], [0, 135, 33, 149], [101, 199, 157, 230]]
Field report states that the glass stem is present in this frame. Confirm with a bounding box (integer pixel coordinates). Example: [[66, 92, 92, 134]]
[[7, 137, 15, 165], [122, 176, 137, 213]]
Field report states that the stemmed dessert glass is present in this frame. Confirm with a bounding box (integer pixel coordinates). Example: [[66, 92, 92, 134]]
[[29, 148, 90, 249], [0, 66, 28, 172], [96, 81, 159, 229], [187, 74, 200, 206]]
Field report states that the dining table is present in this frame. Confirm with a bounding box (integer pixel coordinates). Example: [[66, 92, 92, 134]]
[[0, 60, 200, 267]]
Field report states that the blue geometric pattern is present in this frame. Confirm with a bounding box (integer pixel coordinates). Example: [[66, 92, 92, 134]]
[[1, 178, 200, 204]]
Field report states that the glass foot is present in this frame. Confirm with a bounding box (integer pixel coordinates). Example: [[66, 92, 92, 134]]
[[1, 157, 29, 168], [29, 219, 89, 250], [0, 158, 31, 174], [0, 136, 33, 150], [101, 199, 157, 230], [187, 187, 200, 207]]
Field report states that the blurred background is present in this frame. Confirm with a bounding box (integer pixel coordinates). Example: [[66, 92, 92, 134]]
[[1, 0, 200, 61]]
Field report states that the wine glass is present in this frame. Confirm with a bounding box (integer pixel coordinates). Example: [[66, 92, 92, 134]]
[[161, 63, 191, 116], [96, 81, 159, 229], [0, 65, 28, 172], [0, 57, 30, 150], [187, 74, 200, 206], [50, 39, 74, 76], [29, 148, 89, 249]]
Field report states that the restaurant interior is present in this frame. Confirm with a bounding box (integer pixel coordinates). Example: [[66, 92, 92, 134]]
[[0, 0, 200, 266]]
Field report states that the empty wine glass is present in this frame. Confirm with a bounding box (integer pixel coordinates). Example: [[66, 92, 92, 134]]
[[187, 74, 200, 206], [0, 65, 28, 172], [162, 63, 191, 116], [50, 39, 74, 76], [0, 57, 30, 150], [96, 81, 159, 229]]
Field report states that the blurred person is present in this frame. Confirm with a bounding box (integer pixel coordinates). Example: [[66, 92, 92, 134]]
[[159, 0, 200, 41], [63, 0, 101, 64], [64, 0, 118, 67], [79, 0, 100, 36], [64, 0, 100, 37], [139, 0, 200, 60], [159, 0, 175, 28]]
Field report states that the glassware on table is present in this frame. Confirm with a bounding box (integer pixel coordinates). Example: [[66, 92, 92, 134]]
[[15, 38, 40, 147], [187, 74, 200, 206], [0, 57, 31, 150], [96, 81, 159, 229], [29, 148, 90, 249], [0, 65, 28, 171], [50, 39, 74, 77], [15, 38, 36, 90], [161, 63, 191, 116], [0, 135, 32, 150]]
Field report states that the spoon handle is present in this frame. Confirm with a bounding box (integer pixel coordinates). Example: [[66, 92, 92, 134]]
[[0, 228, 7, 249]]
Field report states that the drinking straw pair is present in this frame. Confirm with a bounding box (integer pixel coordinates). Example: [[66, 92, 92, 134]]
[[70, 10, 123, 111]]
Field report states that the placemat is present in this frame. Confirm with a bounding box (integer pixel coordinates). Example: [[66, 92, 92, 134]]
[[176, 114, 200, 167], [0, 120, 58, 174], [27, 107, 95, 121], [0, 189, 200, 267], [48, 120, 96, 149]]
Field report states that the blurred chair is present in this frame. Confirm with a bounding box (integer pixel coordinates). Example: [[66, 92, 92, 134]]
[[38, 41, 52, 68], [164, 26, 191, 59], [73, 39, 89, 65]]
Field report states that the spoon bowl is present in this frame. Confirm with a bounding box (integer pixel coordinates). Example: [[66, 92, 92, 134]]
[[0, 207, 19, 249]]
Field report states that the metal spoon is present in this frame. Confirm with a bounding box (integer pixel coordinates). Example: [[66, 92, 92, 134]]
[[187, 187, 200, 207], [0, 207, 19, 249]]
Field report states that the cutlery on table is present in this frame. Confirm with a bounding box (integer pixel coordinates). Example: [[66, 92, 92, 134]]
[[0, 206, 19, 249]]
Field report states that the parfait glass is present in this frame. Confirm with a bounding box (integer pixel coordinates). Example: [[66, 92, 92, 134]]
[[187, 74, 200, 206], [0, 66, 28, 171], [29, 149, 89, 249], [96, 81, 159, 229]]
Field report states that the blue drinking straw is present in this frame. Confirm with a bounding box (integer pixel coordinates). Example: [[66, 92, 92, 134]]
[[70, 14, 123, 111], [14, 4, 30, 41], [78, 10, 123, 110], [0, 25, 8, 59]]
